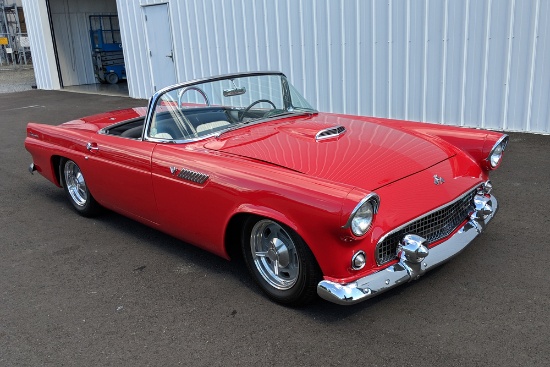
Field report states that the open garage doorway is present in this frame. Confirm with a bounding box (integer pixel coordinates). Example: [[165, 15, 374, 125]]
[[48, 0, 128, 96]]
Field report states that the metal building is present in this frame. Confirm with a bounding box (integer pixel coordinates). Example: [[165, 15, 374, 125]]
[[21, 0, 550, 134]]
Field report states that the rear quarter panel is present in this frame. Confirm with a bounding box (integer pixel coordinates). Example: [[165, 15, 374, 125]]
[[25, 123, 94, 187]]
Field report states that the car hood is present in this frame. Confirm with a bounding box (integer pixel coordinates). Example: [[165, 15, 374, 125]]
[[204, 113, 459, 190]]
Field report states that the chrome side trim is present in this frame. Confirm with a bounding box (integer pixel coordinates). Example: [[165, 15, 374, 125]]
[[315, 125, 346, 141], [318, 193, 498, 305]]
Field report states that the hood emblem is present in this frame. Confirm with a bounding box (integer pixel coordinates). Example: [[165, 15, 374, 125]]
[[170, 166, 179, 175], [433, 175, 445, 185]]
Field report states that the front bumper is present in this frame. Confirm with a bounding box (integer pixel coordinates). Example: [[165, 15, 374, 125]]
[[318, 193, 498, 305]]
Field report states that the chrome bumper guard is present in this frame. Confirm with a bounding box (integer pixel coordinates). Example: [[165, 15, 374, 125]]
[[318, 193, 498, 305]]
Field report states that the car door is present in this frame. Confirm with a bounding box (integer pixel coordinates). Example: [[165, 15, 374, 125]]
[[150, 143, 228, 254], [81, 133, 159, 225]]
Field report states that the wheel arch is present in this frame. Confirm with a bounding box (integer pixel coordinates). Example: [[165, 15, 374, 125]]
[[51, 155, 64, 187], [223, 205, 303, 262]]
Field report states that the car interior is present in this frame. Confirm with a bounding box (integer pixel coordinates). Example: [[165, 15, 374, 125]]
[[102, 105, 275, 141]]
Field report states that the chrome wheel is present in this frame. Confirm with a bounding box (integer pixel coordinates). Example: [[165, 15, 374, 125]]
[[250, 219, 300, 290], [63, 161, 87, 207]]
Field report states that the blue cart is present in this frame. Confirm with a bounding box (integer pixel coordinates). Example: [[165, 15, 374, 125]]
[[89, 15, 126, 84]]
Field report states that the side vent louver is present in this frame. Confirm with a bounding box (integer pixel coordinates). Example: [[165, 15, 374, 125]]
[[315, 126, 346, 141], [177, 168, 209, 184]]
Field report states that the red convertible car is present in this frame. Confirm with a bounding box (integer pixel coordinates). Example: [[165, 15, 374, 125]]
[[25, 72, 508, 306]]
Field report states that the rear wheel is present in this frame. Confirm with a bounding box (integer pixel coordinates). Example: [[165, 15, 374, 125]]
[[60, 159, 100, 217], [242, 217, 321, 306]]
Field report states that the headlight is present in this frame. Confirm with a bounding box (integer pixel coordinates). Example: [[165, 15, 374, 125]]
[[343, 193, 379, 237], [487, 135, 509, 168], [351, 201, 374, 236]]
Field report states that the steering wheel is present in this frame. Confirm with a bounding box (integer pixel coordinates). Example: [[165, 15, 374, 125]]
[[239, 99, 277, 122], [178, 86, 210, 107]]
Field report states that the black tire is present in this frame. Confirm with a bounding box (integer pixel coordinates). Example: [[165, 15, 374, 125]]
[[106, 72, 119, 84], [242, 217, 322, 306], [60, 158, 101, 217]]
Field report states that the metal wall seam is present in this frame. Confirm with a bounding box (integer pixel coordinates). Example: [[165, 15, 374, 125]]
[[202, 1, 213, 76], [325, 0, 332, 112], [339, 1, 345, 115], [316, 0, 323, 110], [354, 0, 360, 116], [531, 0, 550, 133], [371, 0, 376, 117], [388, 0, 392, 118], [405, 0, 410, 120], [526, 0, 541, 132], [440, 0, 449, 124], [422, 0, 430, 121], [460, 0, 470, 126], [481, 0, 492, 128], [193, 1, 205, 77], [502, 0, 516, 131]]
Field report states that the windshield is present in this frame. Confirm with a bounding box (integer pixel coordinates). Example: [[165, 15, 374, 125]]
[[146, 73, 316, 142]]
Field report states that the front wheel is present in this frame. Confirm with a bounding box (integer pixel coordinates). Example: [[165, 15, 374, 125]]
[[242, 218, 321, 306], [60, 159, 101, 217]]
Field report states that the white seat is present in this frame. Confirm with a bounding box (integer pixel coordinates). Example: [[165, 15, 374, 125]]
[[153, 132, 173, 139], [196, 120, 231, 134]]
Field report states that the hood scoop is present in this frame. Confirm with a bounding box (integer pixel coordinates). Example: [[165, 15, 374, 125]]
[[315, 125, 346, 141]]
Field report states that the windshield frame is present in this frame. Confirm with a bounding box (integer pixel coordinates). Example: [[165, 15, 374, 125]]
[[143, 71, 317, 144]]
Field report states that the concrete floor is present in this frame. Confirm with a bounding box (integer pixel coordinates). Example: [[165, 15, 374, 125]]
[[1, 90, 549, 366], [0, 67, 129, 97], [63, 82, 129, 97]]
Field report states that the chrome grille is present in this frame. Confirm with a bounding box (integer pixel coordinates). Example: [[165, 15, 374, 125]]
[[376, 189, 477, 265]]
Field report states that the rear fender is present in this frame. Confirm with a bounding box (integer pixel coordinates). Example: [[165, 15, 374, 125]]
[[25, 123, 91, 187], [25, 137, 62, 187]]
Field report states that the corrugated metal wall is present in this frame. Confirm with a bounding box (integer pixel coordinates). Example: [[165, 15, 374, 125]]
[[21, 0, 60, 89], [111, 1, 550, 133]]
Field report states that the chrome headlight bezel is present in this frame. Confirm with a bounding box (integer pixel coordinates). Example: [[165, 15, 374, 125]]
[[487, 135, 509, 168], [343, 193, 380, 237]]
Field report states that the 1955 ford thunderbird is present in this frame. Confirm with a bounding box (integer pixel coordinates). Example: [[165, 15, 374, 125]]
[[25, 72, 508, 306]]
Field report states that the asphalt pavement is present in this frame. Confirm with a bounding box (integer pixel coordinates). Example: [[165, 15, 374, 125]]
[[1, 90, 548, 366]]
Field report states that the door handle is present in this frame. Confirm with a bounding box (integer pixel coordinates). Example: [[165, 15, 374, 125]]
[[166, 52, 173, 60], [86, 142, 99, 152]]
